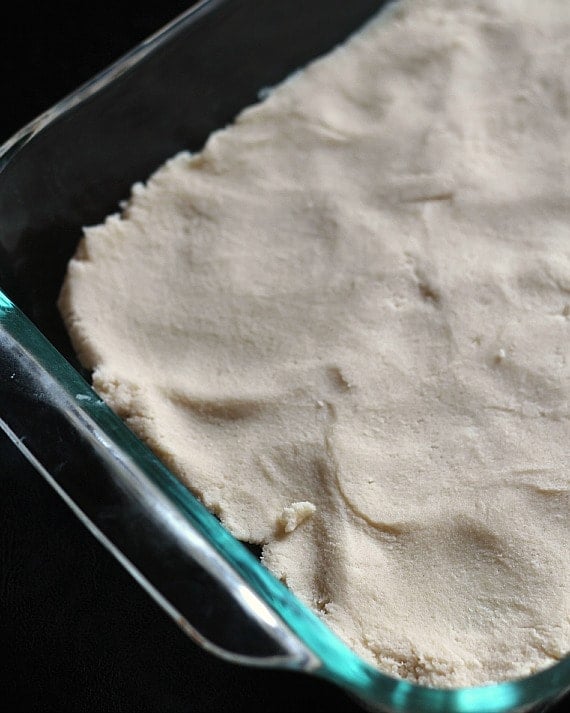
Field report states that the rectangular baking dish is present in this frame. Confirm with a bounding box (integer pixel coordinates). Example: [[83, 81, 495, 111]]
[[1, 1, 569, 711]]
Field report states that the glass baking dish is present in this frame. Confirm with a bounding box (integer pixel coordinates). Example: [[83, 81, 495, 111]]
[[1, 1, 569, 711]]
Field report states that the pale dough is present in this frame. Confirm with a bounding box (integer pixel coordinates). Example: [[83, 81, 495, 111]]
[[58, 0, 570, 688]]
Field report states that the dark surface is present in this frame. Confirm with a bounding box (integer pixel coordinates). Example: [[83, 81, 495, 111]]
[[1, 3, 569, 713]]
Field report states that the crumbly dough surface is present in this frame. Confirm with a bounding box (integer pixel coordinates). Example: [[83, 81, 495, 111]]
[[58, 0, 570, 688]]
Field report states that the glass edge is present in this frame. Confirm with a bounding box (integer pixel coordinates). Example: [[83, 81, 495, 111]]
[[0, 0, 226, 169], [0, 0, 568, 705]]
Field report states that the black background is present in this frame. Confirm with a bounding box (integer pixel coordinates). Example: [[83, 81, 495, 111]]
[[1, 3, 569, 713]]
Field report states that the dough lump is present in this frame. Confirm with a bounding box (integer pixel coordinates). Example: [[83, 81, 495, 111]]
[[58, 0, 570, 688]]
